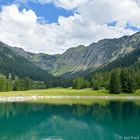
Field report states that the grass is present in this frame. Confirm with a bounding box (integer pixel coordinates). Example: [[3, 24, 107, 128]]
[[28, 98, 110, 105], [0, 88, 140, 104], [0, 88, 140, 97]]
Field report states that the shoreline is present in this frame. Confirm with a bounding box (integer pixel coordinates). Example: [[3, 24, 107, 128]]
[[0, 95, 140, 102]]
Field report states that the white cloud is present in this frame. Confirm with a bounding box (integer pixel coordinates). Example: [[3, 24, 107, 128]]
[[0, 0, 140, 54], [79, 0, 140, 25], [31, 0, 89, 10]]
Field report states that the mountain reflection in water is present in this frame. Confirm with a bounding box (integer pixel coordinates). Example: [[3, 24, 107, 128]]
[[0, 101, 139, 140]]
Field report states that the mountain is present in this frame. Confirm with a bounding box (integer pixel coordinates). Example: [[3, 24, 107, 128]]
[[31, 32, 140, 76], [53, 32, 140, 76], [96, 47, 140, 72], [61, 47, 140, 78], [0, 42, 53, 81], [1, 32, 140, 78], [9, 46, 60, 72]]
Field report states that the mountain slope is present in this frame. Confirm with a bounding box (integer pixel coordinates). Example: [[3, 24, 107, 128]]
[[61, 48, 140, 78], [9, 46, 60, 71], [53, 32, 140, 76], [97, 47, 140, 72], [0, 42, 53, 81], [31, 32, 140, 76], [2, 31, 140, 78]]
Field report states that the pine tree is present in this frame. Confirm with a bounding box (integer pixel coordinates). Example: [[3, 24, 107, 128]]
[[92, 80, 100, 90], [109, 69, 121, 94], [0, 74, 7, 92], [24, 78, 32, 90], [120, 69, 136, 93], [120, 69, 128, 93], [127, 76, 136, 93], [6, 79, 13, 91], [73, 77, 89, 89]]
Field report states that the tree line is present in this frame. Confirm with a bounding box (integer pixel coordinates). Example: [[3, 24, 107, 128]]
[[0, 63, 139, 94], [0, 73, 72, 92], [72, 66, 140, 94], [0, 74, 46, 92]]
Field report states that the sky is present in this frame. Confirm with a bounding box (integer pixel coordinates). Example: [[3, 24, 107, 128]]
[[0, 0, 140, 54]]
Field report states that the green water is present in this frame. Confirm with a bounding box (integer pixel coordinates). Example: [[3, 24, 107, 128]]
[[0, 101, 140, 140]]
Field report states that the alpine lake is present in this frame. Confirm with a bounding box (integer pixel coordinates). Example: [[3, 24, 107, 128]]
[[0, 101, 140, 140]]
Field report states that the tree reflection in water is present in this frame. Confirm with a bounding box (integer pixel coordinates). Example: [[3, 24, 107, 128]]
[[0, 101, 139, 140]]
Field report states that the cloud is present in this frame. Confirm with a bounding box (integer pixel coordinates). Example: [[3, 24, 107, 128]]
[[0, 1, 140, 54], [0, 5, 84, 54], [30, 0, 89, 10]]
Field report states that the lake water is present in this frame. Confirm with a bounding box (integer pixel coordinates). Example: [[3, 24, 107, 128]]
[[0, 101, 140, 140]]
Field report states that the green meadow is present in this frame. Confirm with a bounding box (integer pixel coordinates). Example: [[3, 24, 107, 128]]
[[0, 88, 140, 96], [0, 88, 140, 104]]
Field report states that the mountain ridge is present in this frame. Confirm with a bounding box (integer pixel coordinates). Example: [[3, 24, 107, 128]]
[[1, 31, 140, 77]]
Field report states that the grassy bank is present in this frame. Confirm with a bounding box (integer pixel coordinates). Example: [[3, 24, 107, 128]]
[[0, 88, 140, 96], [0, 88, 140, 104]]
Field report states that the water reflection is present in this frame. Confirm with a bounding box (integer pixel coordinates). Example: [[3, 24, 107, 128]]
[[0, 101, 139, 140]]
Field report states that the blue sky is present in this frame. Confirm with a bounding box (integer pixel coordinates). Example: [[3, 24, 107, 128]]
[[0, 0, 74, 23], [0, 0, 140, 54]]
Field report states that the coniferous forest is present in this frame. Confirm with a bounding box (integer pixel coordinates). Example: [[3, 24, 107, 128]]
[[0, 61, 140, 94]]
